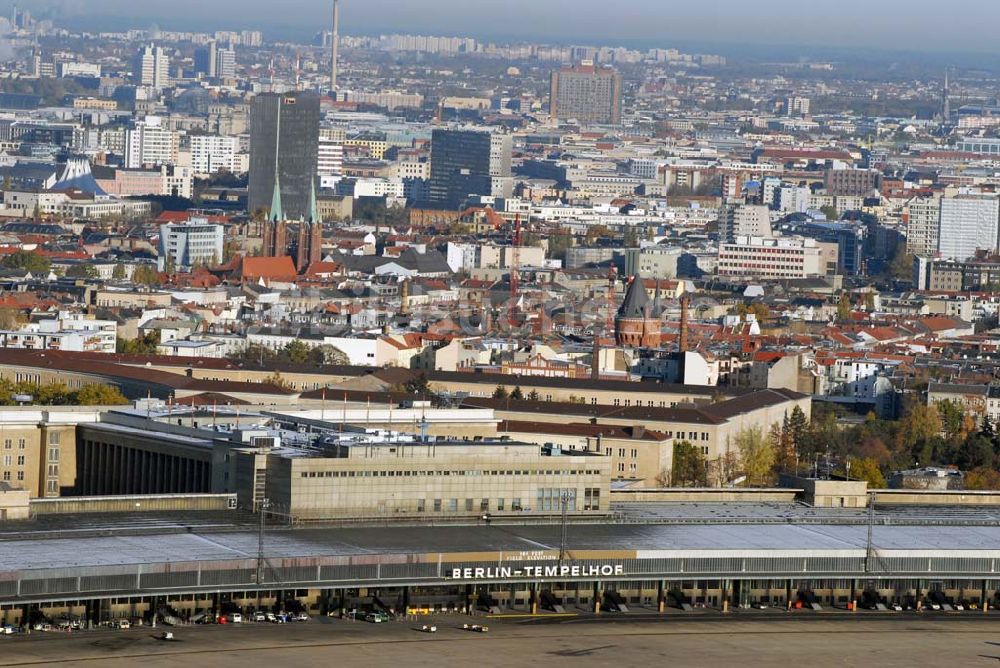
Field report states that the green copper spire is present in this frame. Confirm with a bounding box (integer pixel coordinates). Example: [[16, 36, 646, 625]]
[[270, 97, 283, 221], [269, 174, 284, 222], [308, 177, 319, 223]]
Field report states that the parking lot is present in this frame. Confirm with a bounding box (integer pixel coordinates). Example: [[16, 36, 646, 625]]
[[2, 611, 1000, 667]]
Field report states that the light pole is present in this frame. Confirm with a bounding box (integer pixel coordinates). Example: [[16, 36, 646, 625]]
[[256, 498, 270, 611]]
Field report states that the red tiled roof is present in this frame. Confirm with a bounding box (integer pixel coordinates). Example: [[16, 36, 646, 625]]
[[241, 256, 298, 281]]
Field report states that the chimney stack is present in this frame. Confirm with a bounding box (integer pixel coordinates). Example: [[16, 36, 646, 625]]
[[679, 295, 690, 353]]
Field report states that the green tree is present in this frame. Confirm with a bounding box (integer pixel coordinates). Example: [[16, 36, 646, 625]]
[[131, 265, 160, 286], [65, 264, 98, 279], [671, 441, 708, 487], [492, 385, 509, 399], [116, 332, 160, 355], [282, 340, 312, 364], [112, 263, 126, 280], [73, 384, 128, 406], [510, 386, 524, 400], [787, 406, 809, 452], [546, 228, 574, 260], [819, 204, 839, 221], [934, 399, 966, 440], [1, 250, 50, 274], [403, 373, 430, 395], [889, 250, 915, 281], [526, 389, 541, 401]]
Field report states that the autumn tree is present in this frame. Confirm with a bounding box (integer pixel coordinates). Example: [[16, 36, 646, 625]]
[[841, 456, 886, 488], [74, 384, 128, 406], [736, 426, 775, 486]]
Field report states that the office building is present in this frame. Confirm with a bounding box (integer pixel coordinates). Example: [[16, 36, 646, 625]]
[[549, 62, 622, 125], [718, 203, 772, 243], [72, 408, 610, 521], [317, 135, 344, 188], [937, 195, 1000, 261], [124, 117, 179, 168], [428, 128, 512, 209], [134, 44, 170, 89], [248, 92, 321, 220], [825, 168, 879, 197], [717, 236, 823, 279], [904, 196, 941, 257], [158, 221, 225, 271]]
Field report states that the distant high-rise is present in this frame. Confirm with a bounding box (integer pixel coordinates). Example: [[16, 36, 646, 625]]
[[549, 61, 622, 125], [937, 194, 999, 261], [135, 44, 170, 89], [249, 92, 321, 220], [217, 48, 236, 79], [194, 40, 218, 78], [785, 96, 811, 118], [428, 128, 512, 209], [943, 70, 951, 120]]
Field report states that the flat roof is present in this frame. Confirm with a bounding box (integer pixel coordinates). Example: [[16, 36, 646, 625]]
[[2, 520, 1000, 574]]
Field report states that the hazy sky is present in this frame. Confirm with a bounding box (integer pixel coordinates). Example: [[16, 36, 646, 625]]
[[23, 0, 1000, 54]]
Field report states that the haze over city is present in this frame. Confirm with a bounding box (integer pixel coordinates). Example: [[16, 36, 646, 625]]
[[19, 0, 1000, 53]]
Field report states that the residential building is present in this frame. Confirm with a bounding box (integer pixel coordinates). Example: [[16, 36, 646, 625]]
[[905, 196, 941, 257], [134, 44, 170, 89], [937, 194, 1000, 261], [549, 62, 623, 125], [190, 135, 242, 175]]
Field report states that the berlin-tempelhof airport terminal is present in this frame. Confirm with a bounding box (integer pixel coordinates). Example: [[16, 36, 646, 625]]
[[3, 504, 1000, 624]]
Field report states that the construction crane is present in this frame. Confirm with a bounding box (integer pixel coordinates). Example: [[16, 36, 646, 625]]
[[508, 214, 522, 327], [605, 265, 618, 337]]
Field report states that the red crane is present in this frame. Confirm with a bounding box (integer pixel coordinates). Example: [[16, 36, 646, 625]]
[[508, 214, 521, 326]]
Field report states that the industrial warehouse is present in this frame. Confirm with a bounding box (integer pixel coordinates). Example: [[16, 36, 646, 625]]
[[1, 505, 1000, 626]]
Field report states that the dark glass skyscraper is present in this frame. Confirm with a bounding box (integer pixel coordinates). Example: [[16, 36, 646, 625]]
[[249, 91, 320, 220], [428, 128, 511, 210]]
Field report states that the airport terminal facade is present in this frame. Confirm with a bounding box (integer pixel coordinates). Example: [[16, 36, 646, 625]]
[[2, 521, 999, 625]]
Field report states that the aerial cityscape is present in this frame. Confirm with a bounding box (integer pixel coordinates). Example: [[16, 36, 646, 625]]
[[0, 0, 998, 665]]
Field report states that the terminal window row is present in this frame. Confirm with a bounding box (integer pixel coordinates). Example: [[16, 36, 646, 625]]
[[299, 468, 603, 479]]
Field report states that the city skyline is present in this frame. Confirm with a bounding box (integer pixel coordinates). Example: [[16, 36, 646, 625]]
[[20, 0, 1000, 56]]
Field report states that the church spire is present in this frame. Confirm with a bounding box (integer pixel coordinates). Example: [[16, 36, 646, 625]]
[[270, 97, 284, 222], [270, 175, 284, 222], [308, 177, 319, 223]]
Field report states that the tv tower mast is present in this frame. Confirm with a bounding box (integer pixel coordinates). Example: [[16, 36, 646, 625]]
[[331, 0, 340, 93]]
